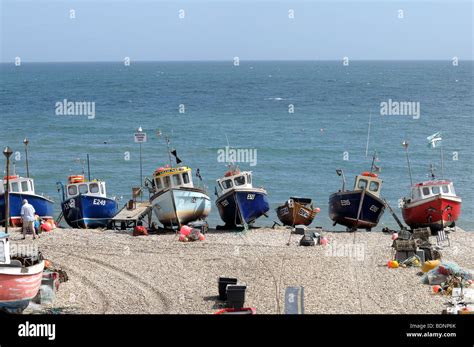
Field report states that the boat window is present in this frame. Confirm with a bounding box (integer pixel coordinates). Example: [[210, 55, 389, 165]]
[[155, 178, 163, 190], [163, 176, 171, 188], [29, 180, 34, 192], [422, 187, 430, 196], [450, 184, 456, 195], [432, 186, 440, 194], [413, 189, 421, 200], [68, 185, 78, 196], [173, 174, 182, 186], [442, 185, 449, 194], [234, 175, 246, 186], [222, 179, 233, 189], [21, 181, 29, 192], [369, 181, 379, 192], [357, 179, 368, 190], [0, 241, 5, 263], [89, 183, 100, 194], [79, 184, 88, 194], [182, 172, 190, 184], [11, 182, 19, 192]]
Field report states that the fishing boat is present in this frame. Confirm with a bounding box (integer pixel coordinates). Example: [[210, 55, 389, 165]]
[[276, 197, 320, 226], [58, 174, 118, 229], [215, 166, 269, 228], [329, 154, 385, 231], [400, 137, 462, 233], [0, 232, 44, 313], [401, 179, 462, 232], [148, 166, 211, 228], [0, 175, 55, 227]]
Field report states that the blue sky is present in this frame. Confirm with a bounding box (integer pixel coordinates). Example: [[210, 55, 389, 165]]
[[0, 0, 472, 62]]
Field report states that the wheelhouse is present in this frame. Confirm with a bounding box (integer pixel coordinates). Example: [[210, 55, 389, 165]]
[[152, 166, 194, 192], [66, 181, 107, 199], [216, 171, 253, 195], [410, 181, 456, 201], [1, 176, 35, 195], [353, 173, 382, 198]]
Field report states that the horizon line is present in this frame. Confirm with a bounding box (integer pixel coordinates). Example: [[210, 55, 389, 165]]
[[1, 58, 473, 64]]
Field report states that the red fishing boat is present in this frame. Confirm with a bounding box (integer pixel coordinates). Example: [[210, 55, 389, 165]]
[[401, 180, 461, 232], [400, 136, 462, 233], [0, 232, 44, 313]]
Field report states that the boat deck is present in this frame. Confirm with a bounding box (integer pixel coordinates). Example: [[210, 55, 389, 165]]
[[110, 201, 152, 230]]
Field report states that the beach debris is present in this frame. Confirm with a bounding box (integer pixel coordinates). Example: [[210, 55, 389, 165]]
[[226, 285, 247, 309], [299, 234, 315, 247], [214, 307, 256, 315], [178, 225, 205, 242], [187, 220, 209, 234], [422, 260, 441, 273], [133, 225, 148, 236], [421, 262, 473, 290]]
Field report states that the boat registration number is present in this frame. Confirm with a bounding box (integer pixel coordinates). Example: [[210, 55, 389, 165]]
[[341, 200, 351, 206], [298, 208, 309, 218], [93, 199, 107, 206], [369, 205, 379, 212], [247, 194, 255, 200]]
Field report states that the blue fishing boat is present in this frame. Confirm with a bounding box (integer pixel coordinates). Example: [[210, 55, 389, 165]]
[[0, 175, 54, 227], [148, 166, 211, 228], [58, 175, 118, 229], [215, 167, 269, 228], [328, 169, 385, 231]]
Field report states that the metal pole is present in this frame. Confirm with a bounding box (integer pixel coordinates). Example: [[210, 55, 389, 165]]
[[139, 142, 143, 187], [365, 110, 371, 158], [87, 154, 91, 181], [440, 141, 444, 179], [3, 148, 12, 233], [24, 138, 30, 177]]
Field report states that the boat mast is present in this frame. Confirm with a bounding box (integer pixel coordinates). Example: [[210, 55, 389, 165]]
[[369, 150, 377, 173], [23, 137, 30, 178], [365, 110, 372, 158], [87, 154, 91, 181], [440, 138, 444, 179], [165, 136, 173, 166], [402, 140, 413, 188]]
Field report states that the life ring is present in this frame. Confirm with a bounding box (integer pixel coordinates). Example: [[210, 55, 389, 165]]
[[361, 172, 377, 178], [3, 175, 18, 180], [224, 169, 240, 177]]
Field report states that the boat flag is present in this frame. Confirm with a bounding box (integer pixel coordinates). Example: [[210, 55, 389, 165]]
[[196, 168, 202, 181], [427, 132, 442, 148], [170, 149, 182, 164]]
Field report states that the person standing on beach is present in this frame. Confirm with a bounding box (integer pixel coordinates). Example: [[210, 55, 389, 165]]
[[21, 199, 38, 240]]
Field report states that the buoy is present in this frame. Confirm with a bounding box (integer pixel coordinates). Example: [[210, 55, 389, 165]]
[[314, 207, 321, 213], [388, 260, 399, 268], [319, 237, 329, 246], [198, 233, 205, 241], [180, 225, 192, 236], [432, 285, 443, 294], [391, 233, 398, 240], [41, 222, 52, 232], [178, 234, 187, 242], [422, 260, 441, 273]]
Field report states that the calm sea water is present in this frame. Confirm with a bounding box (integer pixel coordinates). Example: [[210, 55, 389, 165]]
[[1, 61, 473, 230]]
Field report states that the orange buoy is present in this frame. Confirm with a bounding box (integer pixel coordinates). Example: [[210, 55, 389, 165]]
[[68, 175, 85, 184], [3, 175, 19, 180]]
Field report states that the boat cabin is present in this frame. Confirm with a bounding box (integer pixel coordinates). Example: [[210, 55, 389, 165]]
[[353, 172, 382, 197], [409, 180, 456, 201], [152, 166, 194, 192], [1, 176, 35, 195], [216, 171, 253, 195], [65, 175, 107, 199], [0, 233, 11, 265]]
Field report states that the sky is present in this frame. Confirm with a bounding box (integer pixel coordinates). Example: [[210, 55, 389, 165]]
[[0, 0, 472, 62]]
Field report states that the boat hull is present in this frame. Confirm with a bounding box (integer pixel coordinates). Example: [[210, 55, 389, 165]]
[[151, 188, 211, 227], [276, 200, 318, 226], [216, 188, 269, 226], [0, 193, 54, 227], [329, 190, 385, 230], [61, 195, 118, 229], [0, 261, 44, 313], [402, 195, 461, 232]]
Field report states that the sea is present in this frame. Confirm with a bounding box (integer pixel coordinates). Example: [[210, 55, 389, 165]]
[[1, 61, 473, 231]]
